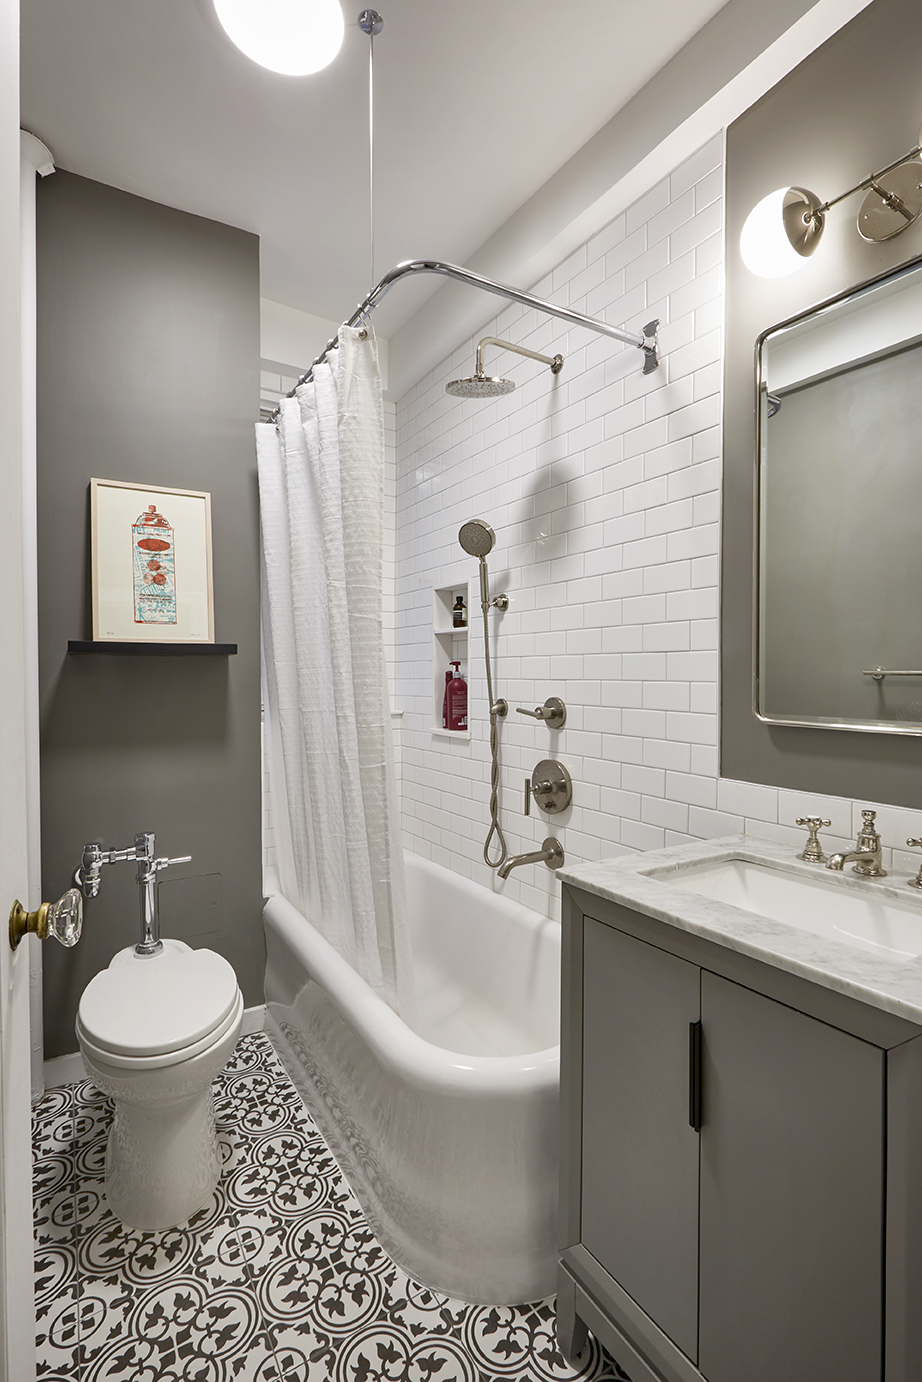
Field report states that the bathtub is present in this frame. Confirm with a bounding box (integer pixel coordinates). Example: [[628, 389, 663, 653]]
[[263, 850, 560, 1305]]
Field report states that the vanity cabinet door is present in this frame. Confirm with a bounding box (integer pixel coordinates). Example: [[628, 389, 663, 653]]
[[581, 919, 701, 1363], [698, 971, 884, 1382]]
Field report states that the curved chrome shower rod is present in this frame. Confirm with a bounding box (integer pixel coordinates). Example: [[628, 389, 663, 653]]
[[277, 259, 659, 409]]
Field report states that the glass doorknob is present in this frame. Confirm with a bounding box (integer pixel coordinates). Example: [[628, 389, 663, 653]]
[[9, 888, 83, 950]]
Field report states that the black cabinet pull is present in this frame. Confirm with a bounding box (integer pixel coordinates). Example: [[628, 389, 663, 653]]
[[689, 1021, 702, 1131]]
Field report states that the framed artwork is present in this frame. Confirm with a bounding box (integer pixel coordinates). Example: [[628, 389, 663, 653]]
[[90, 479, 215, 643]]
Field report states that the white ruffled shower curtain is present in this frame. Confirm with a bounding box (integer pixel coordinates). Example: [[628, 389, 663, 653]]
[[256, 327, 411, 1016]]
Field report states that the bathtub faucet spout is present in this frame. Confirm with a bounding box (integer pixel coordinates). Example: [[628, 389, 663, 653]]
[[497, 837, 565, 880]]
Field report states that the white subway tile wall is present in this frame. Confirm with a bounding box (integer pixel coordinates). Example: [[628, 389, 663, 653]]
[[389, 135, 922, 914]]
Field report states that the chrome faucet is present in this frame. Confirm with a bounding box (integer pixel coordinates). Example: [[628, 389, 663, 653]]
[[76, 831, 192, 956], [825, 810, 887, 877], [497, 837, 565, 880]]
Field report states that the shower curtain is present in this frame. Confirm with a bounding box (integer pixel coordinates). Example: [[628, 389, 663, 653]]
[[256, 326, 411, 1016]]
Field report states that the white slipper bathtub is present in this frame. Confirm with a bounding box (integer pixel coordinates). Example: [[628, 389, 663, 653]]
[[263, 850, 560, 1305]]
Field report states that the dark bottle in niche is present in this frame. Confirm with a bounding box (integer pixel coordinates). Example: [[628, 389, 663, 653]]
[[453, 594, 467, 628]]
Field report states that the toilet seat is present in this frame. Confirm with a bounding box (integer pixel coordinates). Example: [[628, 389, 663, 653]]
[[77, 991, 243, 1071], [77, 939, 241, 1069]]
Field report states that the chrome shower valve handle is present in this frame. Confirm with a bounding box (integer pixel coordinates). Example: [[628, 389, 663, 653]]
[[516, 697, 566, 729], [524, 760, 572, 815], [795, 816, 832, 863]]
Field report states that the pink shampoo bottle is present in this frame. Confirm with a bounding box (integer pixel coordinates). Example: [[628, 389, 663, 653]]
[[447, 661, 467, 731]]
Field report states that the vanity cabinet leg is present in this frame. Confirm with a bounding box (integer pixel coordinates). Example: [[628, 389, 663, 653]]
[[556, 1267, 589, 1362]]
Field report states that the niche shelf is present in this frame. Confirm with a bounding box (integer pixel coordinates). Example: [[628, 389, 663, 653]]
[[432, 579, 472, 740], [68, 640, 238, 656]]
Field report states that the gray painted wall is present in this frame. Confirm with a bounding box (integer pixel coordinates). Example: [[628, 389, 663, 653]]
[[37, 170, 263, 1058], [722, 0, 922, 806]]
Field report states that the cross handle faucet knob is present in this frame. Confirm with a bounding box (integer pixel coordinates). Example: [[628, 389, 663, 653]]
[[906, 838, 922, 891], [795, 816, 832, 864]]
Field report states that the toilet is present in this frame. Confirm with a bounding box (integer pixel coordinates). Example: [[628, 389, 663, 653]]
[[76, 939, 243, 1231]]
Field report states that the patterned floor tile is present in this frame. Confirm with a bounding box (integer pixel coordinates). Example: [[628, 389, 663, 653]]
[[36, 1282, 83, 1378], [33, 1032, 626, 1382]]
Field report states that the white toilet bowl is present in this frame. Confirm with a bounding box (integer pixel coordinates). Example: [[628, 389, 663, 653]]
[[76, 939, 243, 1231]]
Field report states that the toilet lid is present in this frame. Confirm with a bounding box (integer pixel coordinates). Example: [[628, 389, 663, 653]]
[[77, 941, 240, 1057]]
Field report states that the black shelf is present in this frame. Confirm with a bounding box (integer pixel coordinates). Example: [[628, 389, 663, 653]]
[[68, 640, 237, 657]]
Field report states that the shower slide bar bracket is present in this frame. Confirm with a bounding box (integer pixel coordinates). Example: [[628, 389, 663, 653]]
[[275, 259, 660, 413]]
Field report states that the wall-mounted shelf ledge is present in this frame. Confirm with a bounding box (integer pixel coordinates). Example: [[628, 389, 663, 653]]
[[68, 640, 238, 657]]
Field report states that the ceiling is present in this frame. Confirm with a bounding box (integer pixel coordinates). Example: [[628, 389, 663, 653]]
[[21, 0, 730, 340]]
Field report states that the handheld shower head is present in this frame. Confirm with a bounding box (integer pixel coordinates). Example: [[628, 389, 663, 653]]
[[458, 519, 495, 558], [458, 516, 508, 870]]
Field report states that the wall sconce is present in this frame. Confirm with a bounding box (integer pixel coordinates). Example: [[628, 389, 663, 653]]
[[740, 127, 922, 278]]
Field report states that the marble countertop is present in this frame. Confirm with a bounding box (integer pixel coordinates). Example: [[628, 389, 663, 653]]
[[559, 834, 922, 1026]]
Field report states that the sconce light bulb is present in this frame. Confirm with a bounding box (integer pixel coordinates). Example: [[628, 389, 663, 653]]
[[214, 0, 345, 76], [740, 187, 822, 278]]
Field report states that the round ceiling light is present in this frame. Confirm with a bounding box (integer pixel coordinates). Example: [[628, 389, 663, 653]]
[[740, 187, 825, 279], [214, 0, 345, 76]]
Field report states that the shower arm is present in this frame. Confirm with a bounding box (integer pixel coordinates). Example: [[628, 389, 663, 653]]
[[277, 259, 659, 406], [475, 336, 563, 378]]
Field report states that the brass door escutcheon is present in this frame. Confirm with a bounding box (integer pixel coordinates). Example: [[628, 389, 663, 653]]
[[9, 889, 83, 950]]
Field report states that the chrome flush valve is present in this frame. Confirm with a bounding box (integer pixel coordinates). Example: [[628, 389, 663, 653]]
[[76, 832, 192, 957]]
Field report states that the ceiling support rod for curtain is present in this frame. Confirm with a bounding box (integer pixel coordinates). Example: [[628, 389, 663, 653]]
[[277, 258, 659, 410]]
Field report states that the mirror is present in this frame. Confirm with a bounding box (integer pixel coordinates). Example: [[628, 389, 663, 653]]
[[756, 258, 922, 734]]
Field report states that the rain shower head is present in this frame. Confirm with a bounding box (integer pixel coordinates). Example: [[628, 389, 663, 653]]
[[446, 336, 563, 401], [446, 374, 515, 399], [458, 519, 495, 558]]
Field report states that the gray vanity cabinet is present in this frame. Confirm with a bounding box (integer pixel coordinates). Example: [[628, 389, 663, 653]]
[[697, 969, 882, 1382], [559, 885, 922, 1382], [581, 921, 700, 1361]]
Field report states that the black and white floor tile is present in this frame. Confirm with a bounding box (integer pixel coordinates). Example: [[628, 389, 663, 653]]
[[33, 1033, 629, 1382]]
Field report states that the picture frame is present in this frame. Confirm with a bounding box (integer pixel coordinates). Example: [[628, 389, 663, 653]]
[[90, 478, 215, 643]]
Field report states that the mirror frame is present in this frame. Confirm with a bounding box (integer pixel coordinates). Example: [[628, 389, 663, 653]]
[[752, 255, 922, 736]]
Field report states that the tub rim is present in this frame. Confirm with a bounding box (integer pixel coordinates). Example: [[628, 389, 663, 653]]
[[263, 857, 559, 1097]]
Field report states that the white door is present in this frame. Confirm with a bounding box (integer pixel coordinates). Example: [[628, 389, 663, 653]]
[[0, 0, 38, 1375]]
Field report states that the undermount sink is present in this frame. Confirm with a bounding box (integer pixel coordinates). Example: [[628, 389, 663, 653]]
[[650, 857, 922, 962]]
